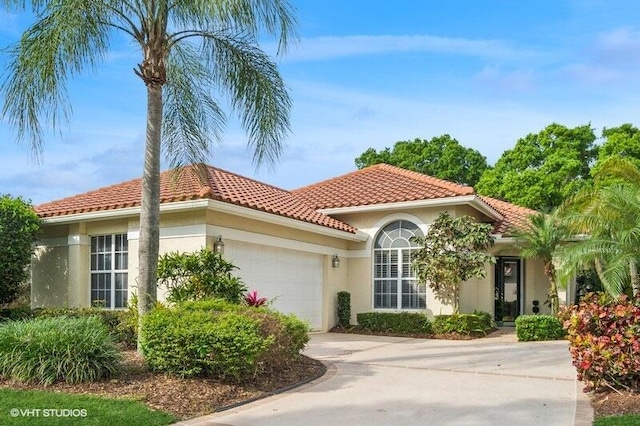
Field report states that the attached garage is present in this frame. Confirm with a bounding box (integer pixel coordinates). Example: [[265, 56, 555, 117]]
[[227, 241, 323, 330]]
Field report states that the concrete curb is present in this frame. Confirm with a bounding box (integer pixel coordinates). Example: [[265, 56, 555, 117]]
[[573, 380, 594, 426]]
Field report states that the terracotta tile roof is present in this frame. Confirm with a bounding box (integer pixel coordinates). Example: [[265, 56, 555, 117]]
[[35, 165, 357, 234], [479, 196, 537, 235], [292, 164, 475, 209]]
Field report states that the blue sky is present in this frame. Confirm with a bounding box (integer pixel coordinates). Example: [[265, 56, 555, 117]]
[[2, 1, 640, 204]]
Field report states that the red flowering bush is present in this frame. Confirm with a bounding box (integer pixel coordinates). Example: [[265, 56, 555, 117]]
[[561, 292, 640, 392]]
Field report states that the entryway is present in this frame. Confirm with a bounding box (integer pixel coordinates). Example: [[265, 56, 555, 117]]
[[494, 257, 522, 323]]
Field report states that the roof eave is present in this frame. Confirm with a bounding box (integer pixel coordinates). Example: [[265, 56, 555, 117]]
[[40, 199, 367, 242]]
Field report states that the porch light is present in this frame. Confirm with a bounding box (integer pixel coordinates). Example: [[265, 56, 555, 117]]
[[213, 235, 225, 254], [332, 254, 340, 268]]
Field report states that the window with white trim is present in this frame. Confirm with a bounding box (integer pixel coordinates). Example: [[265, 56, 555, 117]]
[[90, 234, 128, 308], [373, 220, 426, 309]]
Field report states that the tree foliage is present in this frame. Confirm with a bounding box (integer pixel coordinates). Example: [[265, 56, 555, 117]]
[[511, 210, 568, 315], [157, 248, 247, 304], [592, 124, 640, 179], [355, 135, 489, 186], [0, 195, 41, 306], [558, 157, 640, 297], [475, 123, 598, 211], [411, 212, 495, 314]]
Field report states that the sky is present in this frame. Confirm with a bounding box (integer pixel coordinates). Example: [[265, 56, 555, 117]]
[[2, 1, 640, 204]]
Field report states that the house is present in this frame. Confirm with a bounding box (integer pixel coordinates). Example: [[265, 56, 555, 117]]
[[32, 164, 565, 330]]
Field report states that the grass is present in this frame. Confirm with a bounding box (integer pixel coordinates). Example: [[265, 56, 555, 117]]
[[0, 388, 175, 425], [595, 414, 640, 426]]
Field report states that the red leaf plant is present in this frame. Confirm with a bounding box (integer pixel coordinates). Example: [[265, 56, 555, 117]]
[[245, 290, 268, 307]]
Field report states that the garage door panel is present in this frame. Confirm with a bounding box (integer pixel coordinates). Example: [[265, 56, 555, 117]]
[[228, 242, 323, 330]]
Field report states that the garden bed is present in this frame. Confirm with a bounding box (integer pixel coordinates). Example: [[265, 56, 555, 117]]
[[0, 350, 325, 420], [330, 324, 495, 340]]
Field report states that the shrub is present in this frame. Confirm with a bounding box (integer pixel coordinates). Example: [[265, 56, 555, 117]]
[[432, 313, 493, 335], [0, 316, 121, 385], [515, 314, 565, 341], [561, 293, 640, 392], [357, 312, 432, 334], [0, 195, 41, 306], [337, 291, 351, 327], [0, 306, 33, 321], [157, 248, 247, 304], [32, 306, 137, 348], [141, 301, 309, 380]]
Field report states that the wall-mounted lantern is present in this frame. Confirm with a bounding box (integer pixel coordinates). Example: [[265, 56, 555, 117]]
[[332, 254, 340, 268], [213, 235, 225, 254]]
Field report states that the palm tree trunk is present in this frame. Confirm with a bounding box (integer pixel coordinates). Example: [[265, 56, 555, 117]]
[[545, 261, 559, 315], [137, 82, 162, 351], [630, 260, 639, 298]]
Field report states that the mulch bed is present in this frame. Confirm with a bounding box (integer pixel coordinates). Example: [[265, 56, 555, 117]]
[[591, 390, 640, 418], [0, 351, 325, 420]]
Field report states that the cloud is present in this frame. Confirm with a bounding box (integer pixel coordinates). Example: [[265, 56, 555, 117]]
[[269, 35, 544, 63]]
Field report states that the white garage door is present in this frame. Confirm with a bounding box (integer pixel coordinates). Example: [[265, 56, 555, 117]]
[[228, 242, 323, 330]]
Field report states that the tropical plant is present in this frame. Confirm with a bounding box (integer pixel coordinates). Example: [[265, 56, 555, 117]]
[[558, 157, 640, 297], [1, 0, 297, 349], [245, 290, 268, 307], [411, 212, 495, 314], [157, 248, 247, 304], [511, 210, 568, 315], [0, 195, 41, 306]]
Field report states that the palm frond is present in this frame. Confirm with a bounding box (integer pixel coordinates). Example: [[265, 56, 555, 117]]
[[1, 0, 112, 159]]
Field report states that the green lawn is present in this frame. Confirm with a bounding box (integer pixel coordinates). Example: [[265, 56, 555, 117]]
[[0, 388, 175, 425], [595, 414, 640, 426]]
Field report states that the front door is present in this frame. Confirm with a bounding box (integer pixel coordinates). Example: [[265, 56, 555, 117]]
[[495, 257, 521, 323]]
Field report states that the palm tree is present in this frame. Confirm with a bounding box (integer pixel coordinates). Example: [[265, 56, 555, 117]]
[[558, 157, 640, 297], [512, 210, 568, 315], [1, 0, 297, 348]]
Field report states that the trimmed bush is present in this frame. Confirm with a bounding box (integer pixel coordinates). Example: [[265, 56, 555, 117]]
[[0, 316, 121, 385], [141, 300, 309, 380], [515, 314, 565, 342], [357, 312, 432, 334], [561, 293, 640, 392], [432, 313, 493, 335], [337, 291, 351, 327]]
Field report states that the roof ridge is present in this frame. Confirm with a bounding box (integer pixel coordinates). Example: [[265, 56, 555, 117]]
[[206, 164, 293, 194], [374, 164, 475, 195]]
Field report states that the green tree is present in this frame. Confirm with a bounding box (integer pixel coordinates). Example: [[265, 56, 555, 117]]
[[355, 135, 489, 186], [558, 157, 640, 297], [1, 0, 296, 348], [511, 210, 568, 315], [411, 212, 495, 314], [592, 124, 640, 177], [476, 123, 598, 211], [0, 195, 41, 306]]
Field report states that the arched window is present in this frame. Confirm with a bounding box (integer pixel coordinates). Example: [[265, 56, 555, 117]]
[[373, 220, 426, 309]]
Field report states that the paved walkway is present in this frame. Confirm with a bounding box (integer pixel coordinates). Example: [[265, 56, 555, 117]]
[[177, 331, 593, 426]]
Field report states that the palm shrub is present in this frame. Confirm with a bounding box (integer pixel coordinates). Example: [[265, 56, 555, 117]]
[[0, 316, 121, 385]]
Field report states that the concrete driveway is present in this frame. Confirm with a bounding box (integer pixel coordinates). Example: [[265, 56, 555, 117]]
[[178, 331, 592, 426]]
